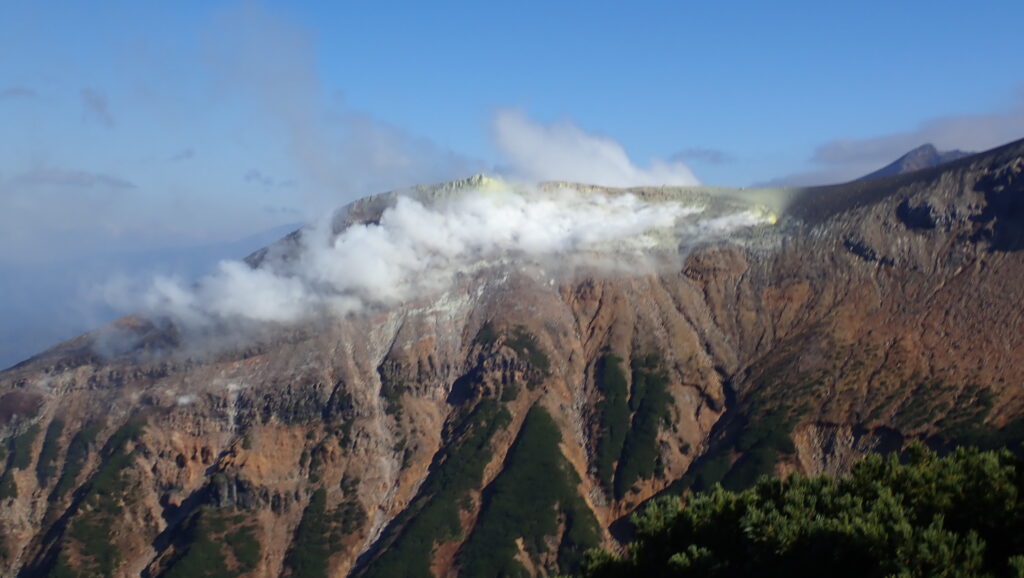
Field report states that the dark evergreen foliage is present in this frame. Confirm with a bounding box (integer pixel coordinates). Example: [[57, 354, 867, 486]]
[[52, 420, 146, 577], [361, 399, 511, 578], [163, 508, 261, 578], [9, 423, 40, 470], [0, 423, 40, 499], [53, 422, 102, 500], [584, 444, 1024, 578], [284, 488, 334, 577], [458, 405, 601, 577], [505, 327, 551, 375], [614, 355, 672, 499], [594, 354, 629, 492], [36, 419, 64, 486]]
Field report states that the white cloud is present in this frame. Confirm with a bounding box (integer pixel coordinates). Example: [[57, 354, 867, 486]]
[[120, 184, 770, 331], [206, 3, 481, 215], [493, 110, 700, 187]]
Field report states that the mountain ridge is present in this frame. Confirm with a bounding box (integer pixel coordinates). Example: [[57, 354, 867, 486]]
[[858, 142, 973, 181], [0, 136, 1022, 577]]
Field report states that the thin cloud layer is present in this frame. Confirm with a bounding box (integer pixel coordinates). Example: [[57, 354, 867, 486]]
[[12, 168, 135, 190], [0, 87, 37, 100], [169, 148, 195, 162], [493, 110, 700, 187], [243, 169, 293, 188], [80, 88, 114, 127], [766, 99, 1024, 186], [206, 3, 482, 215], [672, 147, 735, 165]]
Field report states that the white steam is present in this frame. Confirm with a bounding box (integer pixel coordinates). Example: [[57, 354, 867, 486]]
[[115, 185, 770, 329], [494, 110, 700, 187]]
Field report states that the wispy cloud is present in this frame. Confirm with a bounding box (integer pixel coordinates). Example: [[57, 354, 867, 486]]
[[672, 147, 734, 165], [243, 169, 293, 188], [80, 88, 114, 128], [493, 109, 700, 187], [169, 148, 195, 162], [764, 97, 1024, 186], [206, 3, 480, 214], [12, 168, 135, 189], [0, 167, 139, 265], [0, 86, 37, 100]]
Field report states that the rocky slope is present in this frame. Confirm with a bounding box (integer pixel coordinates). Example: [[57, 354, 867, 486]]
[[0, 138, 1023, 577]]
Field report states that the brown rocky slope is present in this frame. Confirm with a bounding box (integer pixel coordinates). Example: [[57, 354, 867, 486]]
[[0, 137, 1023, 577]]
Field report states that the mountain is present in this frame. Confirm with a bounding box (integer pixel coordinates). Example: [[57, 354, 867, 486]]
[[858, 143, 973, 181], [0, 139, 1023, 577]]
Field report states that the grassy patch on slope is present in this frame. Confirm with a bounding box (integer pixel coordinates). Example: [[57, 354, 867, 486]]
[[52, 422, 102, 500], [594, 354, 629, 493], [164, 508, 261, 578], [458, 404, 601, 577], [53, 419, 145, 577], [614, 355, 672, 499], [361, 399, 511, 578], [36, 419, 64, 487], [0, 423, 42, 499]]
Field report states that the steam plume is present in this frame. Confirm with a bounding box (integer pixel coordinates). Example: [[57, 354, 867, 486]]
[[112, 184, 770, 331]]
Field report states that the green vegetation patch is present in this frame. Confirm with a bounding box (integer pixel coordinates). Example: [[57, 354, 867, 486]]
[[505, 327, 551, 375], [58, 419, 146, 577], [164, 507, 261, 578], [284, 488, 332, 577], [0, 472, 15, 499], [679, 344, 809, 494], [53, 422, 102, 500], [593, 354, 630, 493], [682, 405, 801, 494], [283, 484, 366, 577], [37, 419, 65, 487], [459, 404, 601, 577], [378, 368, 405, 418], [584, 444, 1024, 578], [474, 321, 499, 347], [475, 322, 551, 389], [894, 377, 959, 431], [9, 423, 40, 470], [500, 382, 520, 402], [0, 423, 43, 499], [614, 355, 672, 499], [337, 477, 368, 536], [720, 408, 798, 491], [361, 399, 511, 578]]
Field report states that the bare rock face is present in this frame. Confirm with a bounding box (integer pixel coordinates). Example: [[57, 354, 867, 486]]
[[1, 139, 1023, 577]]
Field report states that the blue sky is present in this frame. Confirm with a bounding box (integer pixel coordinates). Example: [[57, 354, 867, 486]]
[[1, 0, 1023, 365]]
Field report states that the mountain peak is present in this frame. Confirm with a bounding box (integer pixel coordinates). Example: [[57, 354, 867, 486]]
[[859, 142, 973, 181]]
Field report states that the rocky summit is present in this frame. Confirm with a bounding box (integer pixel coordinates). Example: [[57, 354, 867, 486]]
[[1, 138, 1023, 577]]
